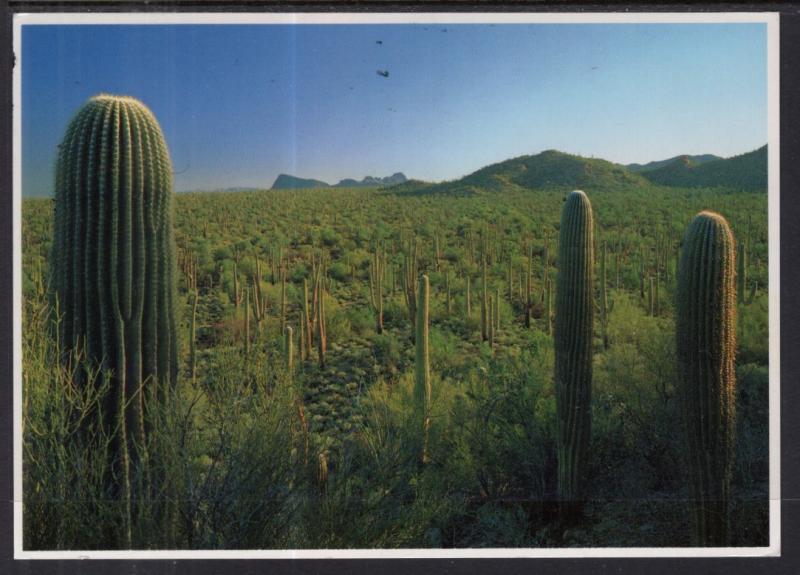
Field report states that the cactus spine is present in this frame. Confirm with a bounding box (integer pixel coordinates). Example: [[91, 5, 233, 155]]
[[415, 274, 431, 464], [50, 95, 178, 544], [675, 211, 737, 546], [554, 190, 595, 519]]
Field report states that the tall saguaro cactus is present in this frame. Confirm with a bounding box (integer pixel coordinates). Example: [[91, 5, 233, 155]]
[[415, 274, 431, 464], [50, 94, 178, 543], [675, 211, 737, 546], [368, 248, 384, 333], [554, 190, 595, 520]]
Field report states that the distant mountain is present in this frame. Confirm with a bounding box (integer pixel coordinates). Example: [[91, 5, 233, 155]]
[[640, 146, 767, 191], [333, 172, 408, 188], [627, 154, 721, 173], [271, 174, 330, 189], [271, 172, 408, 190]]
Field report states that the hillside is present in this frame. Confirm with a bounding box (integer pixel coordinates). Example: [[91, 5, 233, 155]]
[[394, 150, 652, 196], [271, 174, 329, 189], [627, 154, 721, 173], [640, 146, 767, 191]]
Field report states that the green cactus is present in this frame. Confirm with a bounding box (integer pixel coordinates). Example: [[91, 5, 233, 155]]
[[554, 190, 595, 520], [50, 94, 178, 543], [189, 289, 199, 384], [316, 280, 327, 368], [445, 270, 452, 316], [599, 240, 612, 349], [244, 286, 251, 356], [284, 325, 294, 373], [464, 274, 471, 319], [545, 277, 553, 336], [737, 240, 747, 305], [481, 256, 489, 341], [415, 274, 431, 464], [368, 248, 384, 333], [302, 278, 312, 360], [402, 244, 418, 332], [233, 261, 240, 309], [676, 211, 737, 546], [280, 266, 287, 331]]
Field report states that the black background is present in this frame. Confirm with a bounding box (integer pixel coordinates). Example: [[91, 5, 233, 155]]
[[1, 2, 798, 574]]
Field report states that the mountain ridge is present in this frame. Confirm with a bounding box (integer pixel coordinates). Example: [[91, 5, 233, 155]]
[[390, 147, 767, 196], [271, 172, 408, 190]]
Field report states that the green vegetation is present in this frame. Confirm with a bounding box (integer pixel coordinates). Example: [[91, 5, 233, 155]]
[[22, 142, 769, 549]]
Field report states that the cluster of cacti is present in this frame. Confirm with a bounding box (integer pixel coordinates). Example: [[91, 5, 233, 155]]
[[415, 274, 431, 464], [553, 190, 595, 519], [675, 211, 737, 546], [50, 94, 178, 544]]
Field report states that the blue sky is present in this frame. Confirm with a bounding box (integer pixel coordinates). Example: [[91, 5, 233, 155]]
[[21, 23, 767, 196]]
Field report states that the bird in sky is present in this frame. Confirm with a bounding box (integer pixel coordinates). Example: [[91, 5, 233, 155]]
[[376, 70, 389, 78]]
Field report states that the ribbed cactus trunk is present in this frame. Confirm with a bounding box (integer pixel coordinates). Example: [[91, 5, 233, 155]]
[[415, 274, 431, 464], [50, 94, 178, 545], [554, 190, 594, 521], [676, 211, 737, 546]]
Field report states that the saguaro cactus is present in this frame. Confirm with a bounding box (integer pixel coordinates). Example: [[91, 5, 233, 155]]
[[415, 274, 431, 464], [284, 325, 294, 373], [50, 94, 178, 542], [675, 211, 737, 546], [737, 240, 747, 305], [368, 248, 384, 333], [554, 190, 594, 519]]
